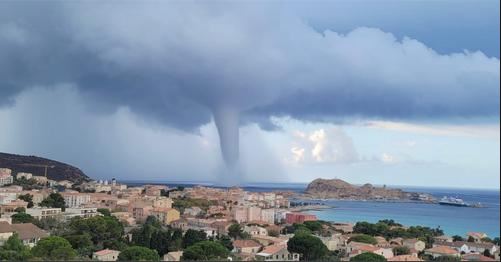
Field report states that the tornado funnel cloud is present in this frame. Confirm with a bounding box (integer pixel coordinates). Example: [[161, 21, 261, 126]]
[[213, 106, 240, 171]]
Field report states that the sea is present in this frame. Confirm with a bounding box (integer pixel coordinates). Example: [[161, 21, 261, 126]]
[[122, 180, 500, 237]]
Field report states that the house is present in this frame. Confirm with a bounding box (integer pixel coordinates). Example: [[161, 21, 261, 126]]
[[436, 241, 498, 254], [433, 235, 453, 243], [462, 253, 496, 261], [149, 207, 180, 225], [0, 172, 13, 187], [171, 218, 188, 231], [424, 245, 460, 259], [232, 239, 262, 254], [64, 207, 99, 220], [184, 207, 203, 217], [467, 232, 488, 243], [61, 192, 91, 208], [244, 225, 268, 236], [163, 251, 183, 261], [93, 249, 120, 261], [389, 237, 403, 246], [402, 238, 426, 252], [319, 233, 344, 251], [0, 222, 48, 247], [347, 242, 394, 259], [285, 212, 317, 224], [255, 243, 299, 261], [388, 254, 423, 261], [16, 172, 32, 180]]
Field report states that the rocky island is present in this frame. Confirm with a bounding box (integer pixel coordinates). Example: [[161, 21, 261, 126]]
[[304, 178, 435, 202]]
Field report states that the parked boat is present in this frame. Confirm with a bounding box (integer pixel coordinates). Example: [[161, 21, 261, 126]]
[[439, 196, 469, 207]]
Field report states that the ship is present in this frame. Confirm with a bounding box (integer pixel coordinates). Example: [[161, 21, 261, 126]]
[[439, 196, 469, 207]]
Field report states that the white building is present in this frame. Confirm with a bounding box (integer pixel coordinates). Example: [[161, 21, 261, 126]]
[[16, 172, 33, 180], [261, 209, 275, 224], [64, 207, 99, 220], [26, 207, 63, 220], [0, 169, 13, 187], [62, 192, 91, 208]]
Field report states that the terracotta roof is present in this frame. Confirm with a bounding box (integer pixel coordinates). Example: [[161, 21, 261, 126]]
[[94, 249, 119, 256], [259, 244, 287, 255], [233, 240, 261, 248], [425, 245, 459, 255], [462, 253, 496, 261], [0, 222, 49, 240], [388, 255, 423, 261]]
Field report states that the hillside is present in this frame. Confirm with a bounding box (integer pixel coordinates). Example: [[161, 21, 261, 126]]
[[0, 152, 90, 183], [305, 178, 433, 201]]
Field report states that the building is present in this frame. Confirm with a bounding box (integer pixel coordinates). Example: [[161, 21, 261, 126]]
[[402, 239, 426, 252], [388, 254, 423, 261], [248, 206, 262, 222], [462, 253, 496, 261], [26, 207, 63, 220], [467, 232, 488, 243], [16, 172, 32, 180], [285, 212, 317, 224], [424, 246, 460, 259], [0, 172, 13, 187], [233, 239, 262, 254], [260, 208, 275, 224], [184, 207, 203, 217], [0, 222, 48, 247], [347, 242, 394, 259], [0, 200, 28, 214], [93, 249, 120, 261], [232, 206, 248, 223], [149, 207, 180, 225], [256, 243, 299, 261], [244, 225, 268, 236], [31, 176, 48, 185], [64, 207, 99, 220], [163, 251, 183, 261], [62, 192, 91, 208]]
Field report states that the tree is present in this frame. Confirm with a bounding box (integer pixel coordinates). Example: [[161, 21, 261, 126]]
[[483, 249, 491, 257], [287, 232, 329, 260], [97, 208, 111, 216], [40, 192, 66, 211], [182, 229, 207, 248], [217, 235, 233, 251], [393, 246, 410, 256], [65, 233, 94, 258], [14, 207, 26, 213], [492, 237, 500, 245], [228, 223, 243, 239], [31, 236, 77, 260], [18, 193, 34, 208], [452, 235, 464, 242], [11, 212, 34, 224], [182, 241, 229, 261], [268, 228, 280, 237], [467, 236, 475, 242], [350, 252, 387, 261], [118, 246, 160, 261], [303, 221, 323, 232], [68, 215, 125, 249], [0, 233, 32, 260], [349, 234, 378, 245], [433, 256, 460, 261]]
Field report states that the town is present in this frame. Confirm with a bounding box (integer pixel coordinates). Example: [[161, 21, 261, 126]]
[[0, 167, 499, 261]]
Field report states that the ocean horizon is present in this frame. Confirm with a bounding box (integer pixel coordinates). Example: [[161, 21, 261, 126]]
[[120, 179, 500, 237]]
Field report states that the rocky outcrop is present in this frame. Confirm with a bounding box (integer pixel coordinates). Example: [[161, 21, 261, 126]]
[[304, 178, 432, 201]]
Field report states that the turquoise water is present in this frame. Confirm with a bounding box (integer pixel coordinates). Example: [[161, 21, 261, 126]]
[[123, 181, 500, 237], [304, 187, 500, 237]]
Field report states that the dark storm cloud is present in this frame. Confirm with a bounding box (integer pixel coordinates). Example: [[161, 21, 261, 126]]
[[0, 1, 499, 131]]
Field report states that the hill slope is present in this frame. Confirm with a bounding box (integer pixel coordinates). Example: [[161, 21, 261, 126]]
[[0, 152, 90, 183]]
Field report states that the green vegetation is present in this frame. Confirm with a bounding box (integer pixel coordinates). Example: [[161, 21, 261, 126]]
[[182, 229, 208, 248], [182, 241, 230, 261], [65, 215, 126, 251], [17, 193, 34, 208], [0, 233, 32, 260], [13, 177, 43, 190], [227, 223, 250, 240], [350, 252, 387, 261], [353, 220, 443, 247], [97, 208, 111, 216], [118, 246, 160, 261], [131, 216, 183, 256], [392, 246, 410, 256], [433, 256, 461, 261], [11, 212, 34, 224], [40, 192, 66, 211], [287, 231, 329, 260], [349, 234, 378, 245], [452, 235, 464, 242], [31, 236, 77, 260], [173, 197, 217, 212]]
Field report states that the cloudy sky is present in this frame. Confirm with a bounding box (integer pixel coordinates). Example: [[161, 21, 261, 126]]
[[0, 1, 499, 189]]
